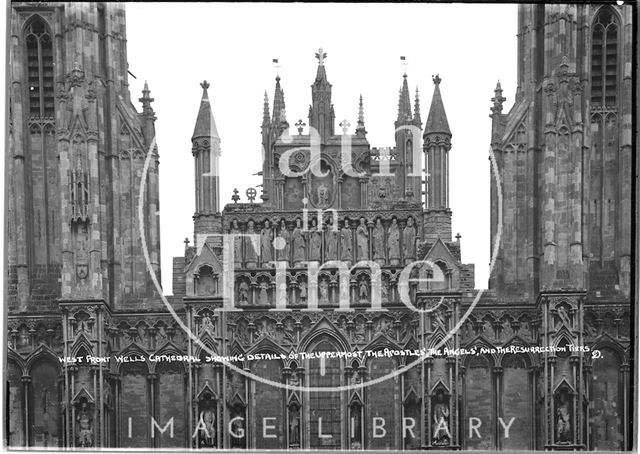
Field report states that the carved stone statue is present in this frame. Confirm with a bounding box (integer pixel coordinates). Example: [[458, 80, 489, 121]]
[[372, 218, 385, 264], [325, 217, 339, 260], [340, 220, 353, 263], [289, 370, 300, 387], [289, 406, 300, 445], [359, 279, 369, 300], [556, 305, 572, 329], [238, 280, 250, 303], [403, 217, 416, 262], [317, 183, 330, 207], [231, 220, 242, 267], [244, 220, 257, 267], [432, 309, 447, 332], [292, 219, 306, 265], [258, 282, 269, 305], [309, 219, 322, 262], [299, 280, 307, 302], [387, 218, 400, 264], [76, 401, 94, 447], [201, 313, 215, 335], [319, 278, 329, 304], [199, 408, 216, 447], [356, 217, 369, 261], [432, 393, 450, 444], [556, 395, 571, 443], [277, 220, 290, 263], [260, 220, 273, 266]]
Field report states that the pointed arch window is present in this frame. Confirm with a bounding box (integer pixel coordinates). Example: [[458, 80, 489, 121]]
[[591, 8, 619, 109], [25, 17, 54, 118]]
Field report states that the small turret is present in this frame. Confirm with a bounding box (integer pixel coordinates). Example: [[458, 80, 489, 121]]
[[423, 74, 452, 242], [191, 81, 221, 217], [309, 48, 334, 142], [423, 74, 451, 138], [138, 81, 156, 146]]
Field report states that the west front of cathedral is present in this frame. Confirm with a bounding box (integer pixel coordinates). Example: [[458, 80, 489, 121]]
[[5, 2, 633, 451]]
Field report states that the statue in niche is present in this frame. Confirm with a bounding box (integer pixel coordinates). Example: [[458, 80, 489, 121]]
[[319, 278, 329, 304], [372, 218, 385, 263], [556, 305, 572, 329], [340, 219, 353, 263], [238, 280, 250, 303], [317, 183, 330, 207], [201, 313, 215, 336], [289, 406, 300, 445], [403, 217, 416, 262], [353, 322, 366, 343], [325, 217, 339, 260], [387, 218, 400, 263], [309, 219, 322, 262], [276, 278, 288, 307], [432, 392, 450, 445], [359, 279, 369, 301], [198, 407, 216, 447], [258, 282, 269, 305], [244, 220, 257, 266], [381, 277, 389, 301], [556, 393, 571, 443], [260, 219, 273, 265], [103, 382, 113, 409], [230, 220, 242, 267], [289, 369, 300, 387], [277, 219, 290, 262], [350, 369, 362, 386], [299, 280, 307, 302], [432, 309, 447, 332], [76, 317, 90, 336], [76, 399, 94, 447], [350, 404, 363, 449], [356, 218, 369, 260], [292, 219, 306, 264]]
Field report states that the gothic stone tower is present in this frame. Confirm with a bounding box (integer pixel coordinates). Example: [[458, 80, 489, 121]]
[[487, 3, 633, 450], [7, 2, 162, 448], [171, 49, 477, 450]]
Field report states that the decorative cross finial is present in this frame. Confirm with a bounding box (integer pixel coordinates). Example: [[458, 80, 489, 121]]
[[339, 120, 351, 134], [246, 187, 257, 203], [432, 74, 441, 85], [231, 188, 240, 203], [455, 233, 461, 241], [200, 80, 210, 90], [184, 237, 190, 247], [315, 48, 327, 66], [295, 119, 306, 135]]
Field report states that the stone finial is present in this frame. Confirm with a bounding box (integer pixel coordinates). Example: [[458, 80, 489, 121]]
[[315, 48, 327, 66]]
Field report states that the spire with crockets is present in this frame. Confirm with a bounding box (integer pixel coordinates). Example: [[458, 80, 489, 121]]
[[309, 47, 334, 143], [192, 80, 221, 216]]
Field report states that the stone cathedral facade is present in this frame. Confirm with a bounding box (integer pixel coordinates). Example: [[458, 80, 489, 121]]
[[5, 2, 633, 451]]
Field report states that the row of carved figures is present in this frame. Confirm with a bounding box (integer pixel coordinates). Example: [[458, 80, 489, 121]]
[[228, 216, 418, 267]]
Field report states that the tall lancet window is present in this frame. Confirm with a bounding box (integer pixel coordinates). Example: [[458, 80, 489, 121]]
[[591, 8, 619, 109], [25, 17, 54, 118]]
